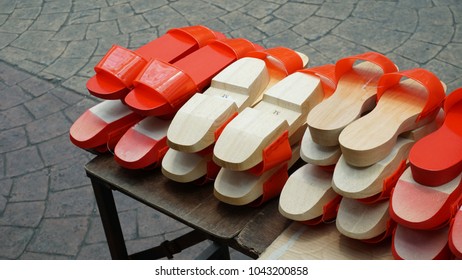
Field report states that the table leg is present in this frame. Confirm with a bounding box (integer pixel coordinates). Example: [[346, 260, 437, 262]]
[[90, 178, 129, 259]]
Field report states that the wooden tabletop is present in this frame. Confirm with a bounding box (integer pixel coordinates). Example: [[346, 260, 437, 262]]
[[85, 154, 291, 258]]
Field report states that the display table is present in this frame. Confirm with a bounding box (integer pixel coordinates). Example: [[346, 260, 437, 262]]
[[85, 154, 291, 260]]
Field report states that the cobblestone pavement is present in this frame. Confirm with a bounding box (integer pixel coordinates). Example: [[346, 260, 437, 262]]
[[1, 0, 462, 260]]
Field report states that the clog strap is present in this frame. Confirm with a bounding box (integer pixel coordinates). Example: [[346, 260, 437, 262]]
[[94, 45, 148, 88], [334, 51, 398, 82], [301, 195, 342, 226], [444, 87, 462, 113], [167, 25, 224, 48], [248, 130, 293, 176], [133, 59, 198, 108], [246, 47, 304, 76], [358, 159, 408, 204], [376, 68, 445, 122], [248, 164, 289, 207], [298, 64, 337, 98], [209, 38, 262, 60]]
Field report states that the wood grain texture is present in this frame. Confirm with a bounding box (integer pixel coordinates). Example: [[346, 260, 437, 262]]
[[213, 72, 324, 170], [259, 222, 393, 260], [336, 198, 390, 240], [307, 61, 382, 147], [279, 163, 337, 221]]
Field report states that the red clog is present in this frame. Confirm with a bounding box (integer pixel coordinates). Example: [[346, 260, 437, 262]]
[[87, 25, 225, 100]]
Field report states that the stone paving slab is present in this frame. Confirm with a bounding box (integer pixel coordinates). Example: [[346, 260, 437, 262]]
[[1, 0, 462, 260]]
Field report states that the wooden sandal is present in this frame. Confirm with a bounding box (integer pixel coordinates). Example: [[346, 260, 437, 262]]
[[307, 52, 398, 147], [339, 69, 445, 167]]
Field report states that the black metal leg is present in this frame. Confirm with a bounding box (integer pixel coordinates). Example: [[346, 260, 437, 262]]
[[90, 178, 129, 260]]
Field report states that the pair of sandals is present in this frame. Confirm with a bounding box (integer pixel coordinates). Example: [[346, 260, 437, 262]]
[[278, 52, 461, 259], [70, 25, 262, 168]]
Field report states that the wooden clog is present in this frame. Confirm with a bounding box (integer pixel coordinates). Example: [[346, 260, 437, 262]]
[[213, 64, 336, 172], [278, 163, 340, 223], [336, 198, 394, 242], [213, 144, 301, 206], [339, 69, 445, 167], [69, 100, 144, 153], [87, 25, 225, 99], [389, 167, 462, 230], [392, 224, 452, 260], [307, 52, 397, 147], [409, 88, 462, 186]]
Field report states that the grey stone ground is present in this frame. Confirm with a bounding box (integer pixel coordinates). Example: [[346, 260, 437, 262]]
[[1, 0, 462, 260]]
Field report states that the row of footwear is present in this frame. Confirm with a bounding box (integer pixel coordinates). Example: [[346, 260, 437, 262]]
[[69, 25, 462, 260]]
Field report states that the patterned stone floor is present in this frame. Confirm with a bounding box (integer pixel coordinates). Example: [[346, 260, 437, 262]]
[[1, 0, 462, 259]]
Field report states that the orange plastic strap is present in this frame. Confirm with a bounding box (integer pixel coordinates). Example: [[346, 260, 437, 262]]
[[444, 87, 462, 113], [298, 64, 337, 98], [358, 159, 407, 204], [210, 38, 261, 60], [248, 130, 292, 176], [94, 45, 148, 87], [133, 59, 198, 108], [334, 51, 398, 82], [246, 47, 304, 76], [301, 195, 342, 226], [249, 164, 289, 207], [377, 68, 445, 122], [167, 25, 220, 48], [214, 112, 238, 141]]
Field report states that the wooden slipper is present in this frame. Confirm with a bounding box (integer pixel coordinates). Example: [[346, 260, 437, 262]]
[[213, 64, 336, 173], [333, 138, 413, 200], [332, 110, 445, 201], [300, 127, 342, 166], [336, 198, 395, 242], [167, 47, 308, 153], [409, 88, 462, 186], [124, 38, 261, 116], [392, 224, 452, 260], [87, 25, 225, 99], [278, 163, 341, 224], [339, 68, 446, 167], [113, 116, 170, 169], [307, 52, 398, 147], [69, 100, 144, 153], [161, 147, 215, 183], [301, 108, 444, 167], [213, 143, 301, 206], [449, 206, 462, 259], [389, 167, 462, 230]]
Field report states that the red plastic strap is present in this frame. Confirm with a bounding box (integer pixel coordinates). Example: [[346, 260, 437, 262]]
[[133, 59, 198, 108], [377, 68, 445, 122], [214, 112, 238, 141], [94, 45, 148, 87], [246, 47, 304, 76], [167, 25, 220, 48], [249, 164, 289, 207], [298, 64, 337, 98], [248, 130, 292, 176], [359, 159, 408, 204], [444, 87, 462, 113], [335, 51, 398, 82], [209, 38, 260, 60], [301, 195, 342, 226]]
